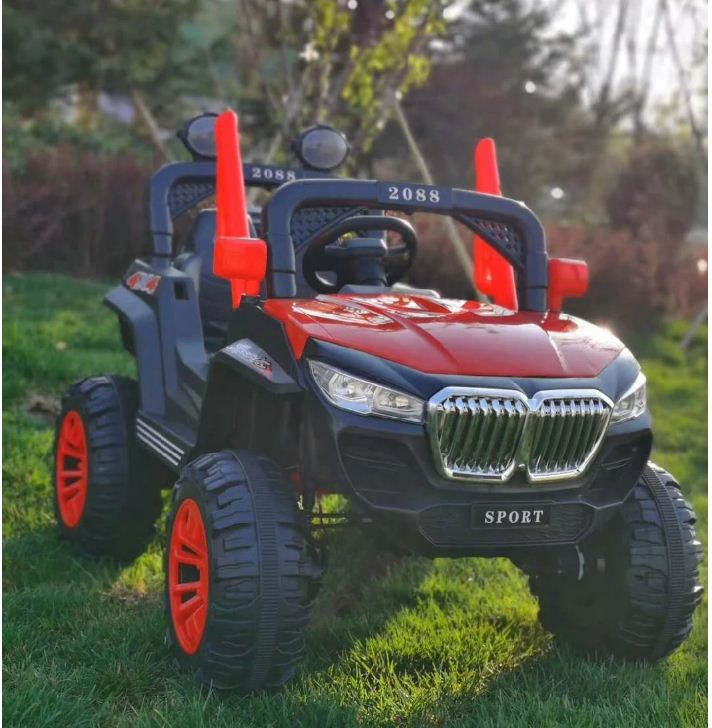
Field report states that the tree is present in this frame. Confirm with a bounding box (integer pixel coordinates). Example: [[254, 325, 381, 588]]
[[176, 0, 448, 167], [381, 0, 594, 209], [4, 0, 201, 105], [3, 0, 200, 155]]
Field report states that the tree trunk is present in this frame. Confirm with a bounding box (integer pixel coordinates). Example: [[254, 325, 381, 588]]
[[393, 94, 482, 299], [130, 88, 173, 162]]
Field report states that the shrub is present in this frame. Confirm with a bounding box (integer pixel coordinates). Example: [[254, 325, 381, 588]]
[[547, 223, 707, 332], [3, 144, 705, 337], [3, 144, 155, 279], [410, 217, 706, 334], [606, 141, 698, 240]]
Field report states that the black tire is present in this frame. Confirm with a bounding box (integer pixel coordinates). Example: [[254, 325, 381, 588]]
[[164, 450, 320, 693], [53, 375, 163, 560], [527, 463, 703, 660]]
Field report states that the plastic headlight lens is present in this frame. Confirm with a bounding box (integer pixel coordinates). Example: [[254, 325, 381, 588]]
[[611, 372, 647, 423], [308, 360, 425, 423]]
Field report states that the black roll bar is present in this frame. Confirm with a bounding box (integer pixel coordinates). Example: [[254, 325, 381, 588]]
[[148, 161, 330, 262], [262, 179, 549, 311]]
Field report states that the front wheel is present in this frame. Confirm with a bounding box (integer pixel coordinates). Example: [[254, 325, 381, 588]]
[[164, 450, 321, 693], [526, 463, 703, 660]]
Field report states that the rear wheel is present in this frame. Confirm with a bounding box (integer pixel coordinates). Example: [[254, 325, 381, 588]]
[[53, 375, 163, 560], [526, 463, 703, 660], [165, 450, 320, 693]]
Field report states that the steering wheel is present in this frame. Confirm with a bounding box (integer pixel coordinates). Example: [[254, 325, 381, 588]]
[[302, 215, 418, 293]]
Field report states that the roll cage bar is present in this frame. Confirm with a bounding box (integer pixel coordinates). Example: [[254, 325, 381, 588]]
[[148, 110, 549, 312], [148, 161, 330, 259], [262, 179, 549, 311]]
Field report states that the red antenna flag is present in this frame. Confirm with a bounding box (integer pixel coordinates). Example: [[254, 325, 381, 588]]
[[213, 109, 267, 306], [473, 138, 518, 310]]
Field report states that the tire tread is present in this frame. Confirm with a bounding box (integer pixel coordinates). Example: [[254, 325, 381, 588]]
[[165, 450, 319, 693], [528, 463, 702, 660], [54, 375, 162, 560]]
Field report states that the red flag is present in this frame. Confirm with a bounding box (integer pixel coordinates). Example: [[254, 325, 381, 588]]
[[473, 138, 518, 310], [213, 109, 267, 306]]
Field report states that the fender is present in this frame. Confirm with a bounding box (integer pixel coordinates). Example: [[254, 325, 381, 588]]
[[104, 285, 166, 415], [195, 344, 302, 459], [212, 338, 301, 395]]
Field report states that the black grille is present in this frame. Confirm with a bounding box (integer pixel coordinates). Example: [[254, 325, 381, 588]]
[[339, 435, 431, 499], [290, 206, 370, 252], [168, 181, 216, 218], [418, 503, 590, 547], [459, 215, 524, 268]]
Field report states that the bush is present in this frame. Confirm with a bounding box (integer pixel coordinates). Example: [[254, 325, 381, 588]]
[[547, 223, 707, 332], [3, 143, 705, 337], [3, 145, 155, 278], [410, 217, 706, 334], [606, 141, 698, 240]]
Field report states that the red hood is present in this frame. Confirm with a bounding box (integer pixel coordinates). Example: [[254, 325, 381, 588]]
[[264, 294, 625, 378]]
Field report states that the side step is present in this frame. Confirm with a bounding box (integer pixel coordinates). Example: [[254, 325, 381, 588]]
[[135, 412, 195, 471]]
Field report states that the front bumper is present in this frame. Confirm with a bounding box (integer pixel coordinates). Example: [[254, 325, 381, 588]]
[[302, 341, 653, 557]]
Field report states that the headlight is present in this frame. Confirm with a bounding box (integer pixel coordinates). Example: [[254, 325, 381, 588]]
[[308, 360, 425, 423], [611, 372, 647, 423]]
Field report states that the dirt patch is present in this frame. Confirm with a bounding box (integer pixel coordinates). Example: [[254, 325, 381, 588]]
[[105, 582, 158, 607], [24, 394, 61, 422]]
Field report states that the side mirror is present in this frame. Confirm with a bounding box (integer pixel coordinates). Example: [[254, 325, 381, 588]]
[[547, 258, 588, 312], [293, 125, 350, 171], [177, 113, 218, 160], [213, 236, 267, 298]]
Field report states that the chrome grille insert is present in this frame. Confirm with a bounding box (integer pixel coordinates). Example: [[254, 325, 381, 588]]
[[427, 387, 613, 483], [526, 392, 611, 482], [429, 389, 529, 481]]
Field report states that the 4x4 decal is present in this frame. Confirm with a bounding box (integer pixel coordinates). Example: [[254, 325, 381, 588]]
[[126, 272, 161, 294]]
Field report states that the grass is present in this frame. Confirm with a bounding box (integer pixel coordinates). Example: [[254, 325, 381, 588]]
[[3, 272, 707, 727]]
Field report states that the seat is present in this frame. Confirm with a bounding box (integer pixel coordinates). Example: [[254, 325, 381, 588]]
[[174, 209, 259, 350], [174, 208, 437, 351], [176, 207, 357, 348]]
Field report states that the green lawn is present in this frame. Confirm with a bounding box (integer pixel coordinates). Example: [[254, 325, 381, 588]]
[[3, 273, 707, 727]]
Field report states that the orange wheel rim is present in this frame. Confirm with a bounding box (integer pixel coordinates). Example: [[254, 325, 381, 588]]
[[168, 498, 209, 655], [56, 410, 89, 528]]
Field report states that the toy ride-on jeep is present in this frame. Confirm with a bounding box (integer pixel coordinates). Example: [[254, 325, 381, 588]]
[[53, 109, 702, 693]]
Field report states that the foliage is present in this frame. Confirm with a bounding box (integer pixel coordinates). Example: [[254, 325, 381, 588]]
[[379, 0, 595, 205], [3, 145, 155, 278], [2, 0, 707, 330], [606, 141, 699, 239], [2, 0, 452, 164], [3, 143, 704, 333], [175, 0, 449, 162], [2, 101, 154, 174], [2, 273, 708, 727], [545, 223, 707, 333], [275, 0, 447, 154], [3, 0, 200, 114], [338, 0, 445, 150], [406, 213, 706, 333]]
